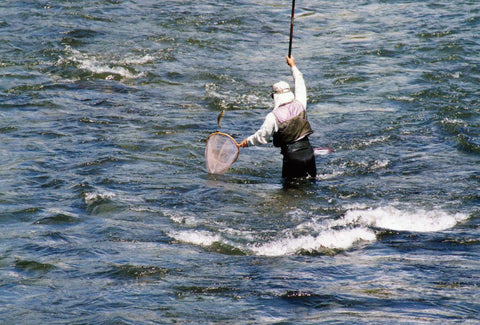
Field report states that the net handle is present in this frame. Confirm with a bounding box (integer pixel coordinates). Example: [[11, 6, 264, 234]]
[[207, 131, 240, 148]]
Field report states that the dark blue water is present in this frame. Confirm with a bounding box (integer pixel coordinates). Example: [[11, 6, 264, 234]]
[[0, 1, 479, 323]]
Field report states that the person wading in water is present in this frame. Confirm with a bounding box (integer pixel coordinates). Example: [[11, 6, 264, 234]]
[[239, 55, 316, 180]]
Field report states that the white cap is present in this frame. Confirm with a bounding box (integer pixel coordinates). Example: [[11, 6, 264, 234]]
[[272, 81, 294, 109]]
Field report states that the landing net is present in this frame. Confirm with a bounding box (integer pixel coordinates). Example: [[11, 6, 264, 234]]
[[205, 132, 239, 174]]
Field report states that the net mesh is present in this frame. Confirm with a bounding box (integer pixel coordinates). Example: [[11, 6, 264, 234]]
[[205, 132, 239, 174]]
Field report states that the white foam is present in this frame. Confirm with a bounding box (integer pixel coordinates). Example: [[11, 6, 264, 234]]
[[58, 46, 147, 79], [250, 227, 376, 256], [115, 55, 154, 65], [316, 170, 345, 180], [77, 58, 145, 79], [342, 206, 469, 232], [372, 159, 390, 169], [168, 230, 221, 247], [389, 95, 415, 102], [84, 191, 116, 204], [249, 205, 469, 256], [451, 71, 461, 79], [166, 211, 200, 227], [165, 204, 469, 256], [361, 135, 390, 147], [441, 118, 467, 127]]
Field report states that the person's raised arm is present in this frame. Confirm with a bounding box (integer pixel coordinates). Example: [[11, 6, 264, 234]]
[[286, 56, 307, 109]]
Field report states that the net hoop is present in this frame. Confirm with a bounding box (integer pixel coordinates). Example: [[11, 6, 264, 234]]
[[205, 132, 239, 174]]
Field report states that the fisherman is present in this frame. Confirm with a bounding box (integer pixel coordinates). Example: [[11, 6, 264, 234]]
[[239, 55, 316, 180]]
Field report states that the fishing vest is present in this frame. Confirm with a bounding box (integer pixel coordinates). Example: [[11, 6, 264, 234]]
[[272, 100, 313, 148]]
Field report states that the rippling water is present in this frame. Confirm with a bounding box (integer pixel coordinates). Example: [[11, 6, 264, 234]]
[[1, 0, 479, 323]]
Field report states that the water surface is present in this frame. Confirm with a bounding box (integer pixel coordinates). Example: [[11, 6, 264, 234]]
[[0, 0, 479, 323]]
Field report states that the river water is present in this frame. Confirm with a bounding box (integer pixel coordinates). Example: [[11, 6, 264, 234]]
[[0, 0, 479, 324]]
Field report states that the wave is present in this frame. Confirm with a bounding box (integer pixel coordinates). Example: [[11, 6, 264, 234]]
[[339, 135, 391, 150], [168, 230, 221, 247], [340, 206, 470, 232], [317, 158, 391, 180], [167, 225, 376, 257], [57, 46, 150, 80], [84, 191, 116, 205], [250, 227, 376, 256], [166, 205, 469, 257], [204, 81, 269, 111]]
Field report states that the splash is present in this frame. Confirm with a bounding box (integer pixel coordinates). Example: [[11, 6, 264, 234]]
[[341, 206, 469, 232], [77, 59, 143, 79], [250, 227, 376, 256], [58, 46, 148, 79], [164, 205, 469, 256], [166, 210, 200, 227], [84, 191, 116, 204], [168, 230, 221, 247]]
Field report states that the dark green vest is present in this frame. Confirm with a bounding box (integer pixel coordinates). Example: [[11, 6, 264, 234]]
[[273, 109, 313, 147]]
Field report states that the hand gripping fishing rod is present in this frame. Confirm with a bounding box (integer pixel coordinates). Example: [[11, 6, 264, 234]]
[[288, 0, 296, 58]]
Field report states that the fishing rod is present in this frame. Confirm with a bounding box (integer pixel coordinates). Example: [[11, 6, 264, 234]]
[[288, 0, 295, 58], [288, 0, 335, 157]]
